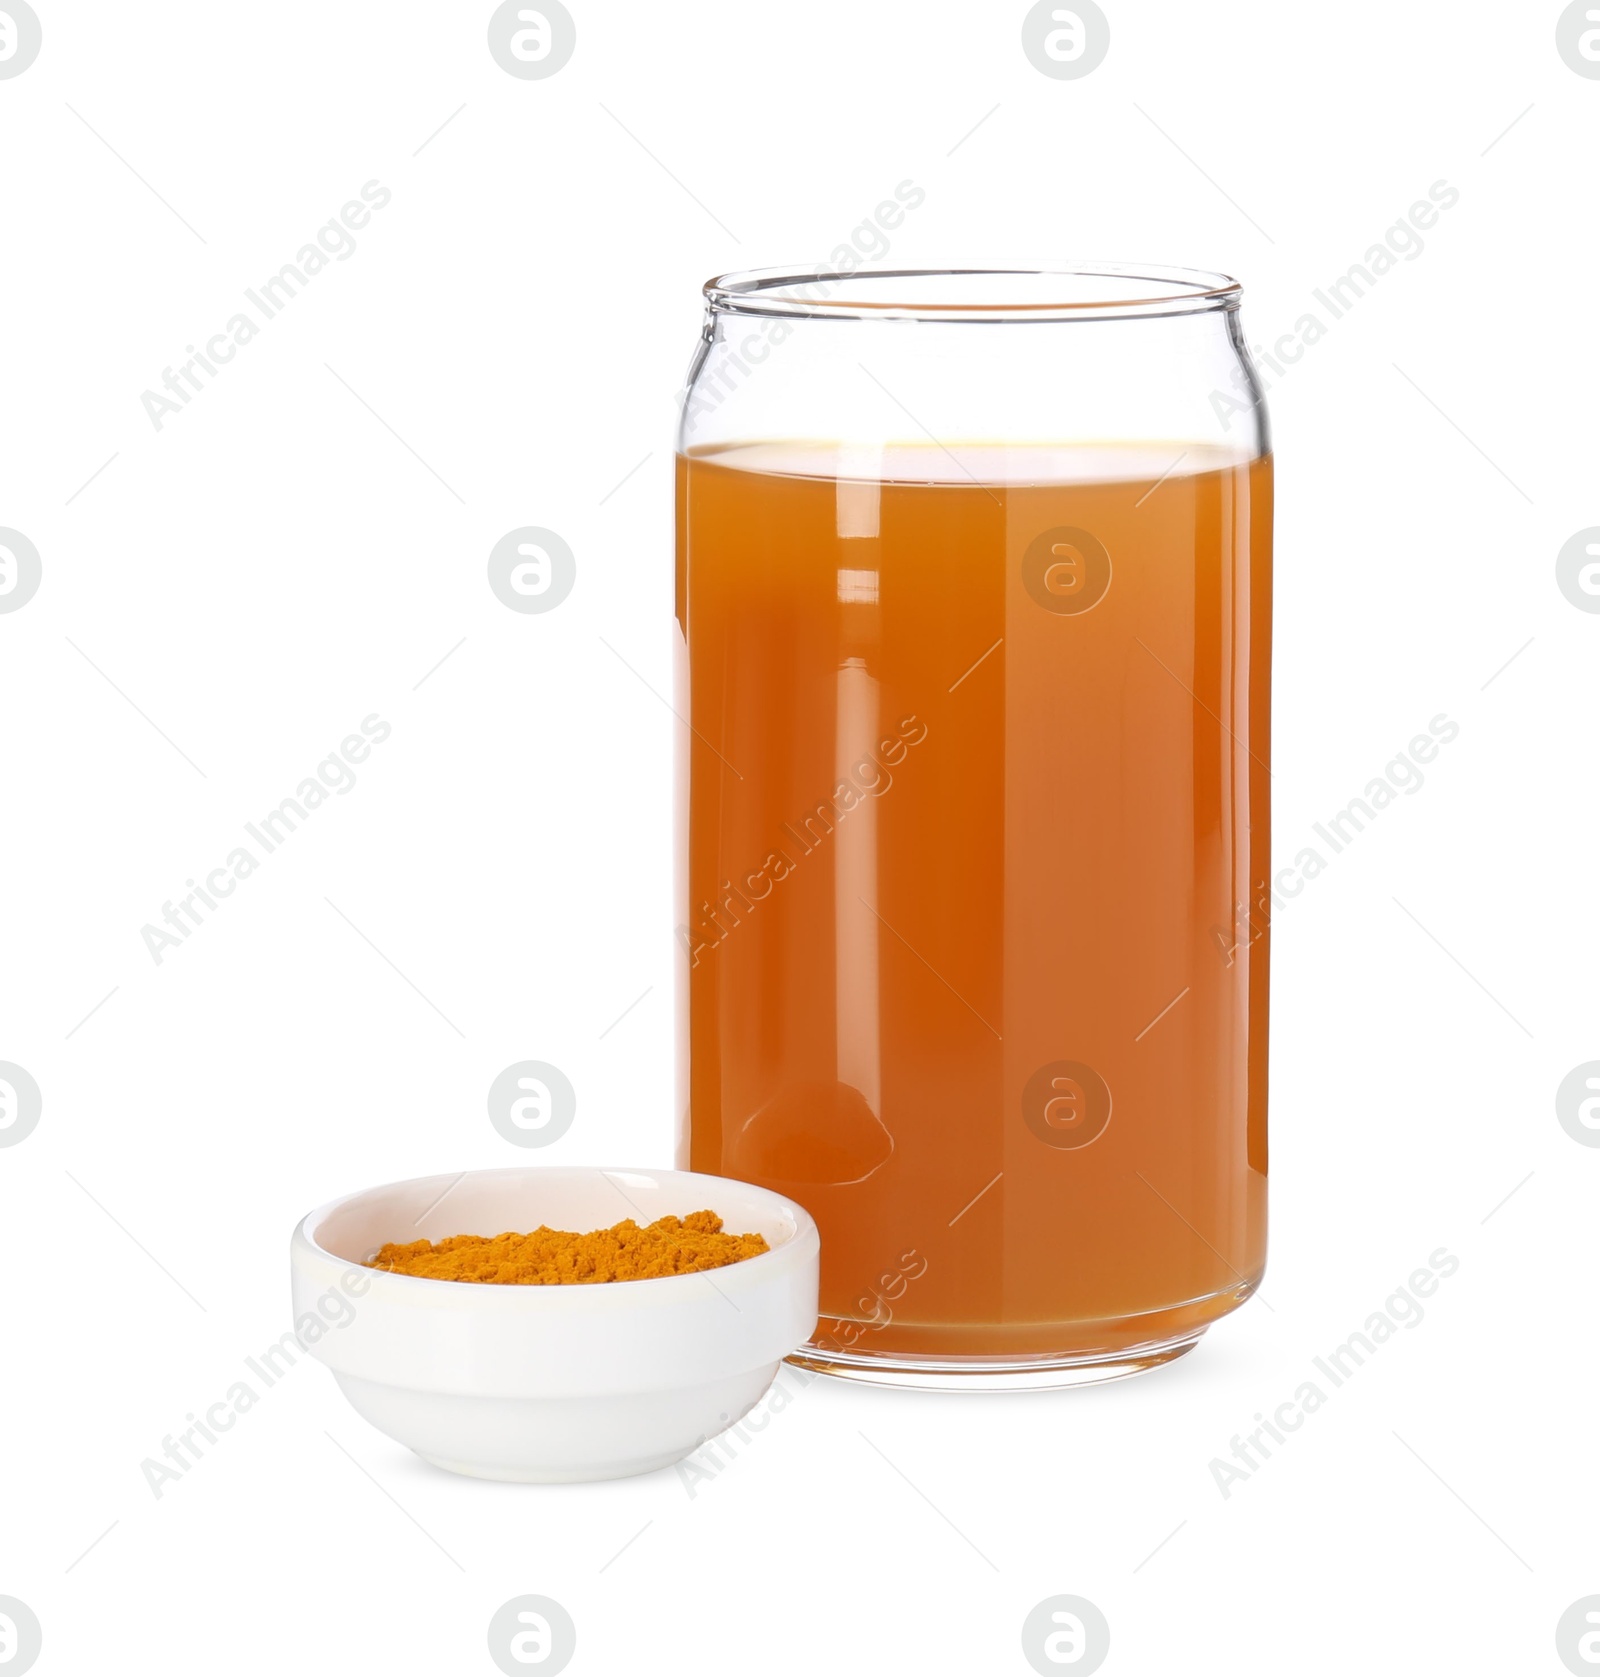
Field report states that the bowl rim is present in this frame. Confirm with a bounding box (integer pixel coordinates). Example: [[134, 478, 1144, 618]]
[[294, 1163, 819, 1300]]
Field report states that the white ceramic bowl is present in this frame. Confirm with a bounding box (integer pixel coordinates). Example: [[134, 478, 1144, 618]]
[[290, 1166, 819, 1483]]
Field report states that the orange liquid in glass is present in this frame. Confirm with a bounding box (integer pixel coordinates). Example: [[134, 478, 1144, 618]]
[[677, 444, 1271, 1362]]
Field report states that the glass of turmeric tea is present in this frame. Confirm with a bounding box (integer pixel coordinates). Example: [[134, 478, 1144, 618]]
[[676, 268, 1270, 1388]]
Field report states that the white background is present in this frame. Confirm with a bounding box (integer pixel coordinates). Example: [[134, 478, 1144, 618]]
[[2, 2, 1596, 1672]]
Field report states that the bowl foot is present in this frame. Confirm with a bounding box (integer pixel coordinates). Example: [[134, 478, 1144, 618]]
[[416, 1445, 697, 1483]]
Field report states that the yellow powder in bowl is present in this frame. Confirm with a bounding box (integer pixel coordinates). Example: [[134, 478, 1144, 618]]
[[366, 1209, 770, 1285]]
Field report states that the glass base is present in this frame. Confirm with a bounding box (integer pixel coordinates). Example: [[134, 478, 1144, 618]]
[[787, 1326, 1205, 1391]]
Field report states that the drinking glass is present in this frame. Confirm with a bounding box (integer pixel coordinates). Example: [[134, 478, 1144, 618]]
[[676, 267, 1270, 1388]]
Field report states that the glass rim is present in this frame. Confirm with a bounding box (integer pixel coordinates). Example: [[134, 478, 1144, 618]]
[[704, 264, 1244, 323]]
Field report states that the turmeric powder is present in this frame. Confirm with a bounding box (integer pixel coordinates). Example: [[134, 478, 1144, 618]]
[[367, 1209, 769, 1285]]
